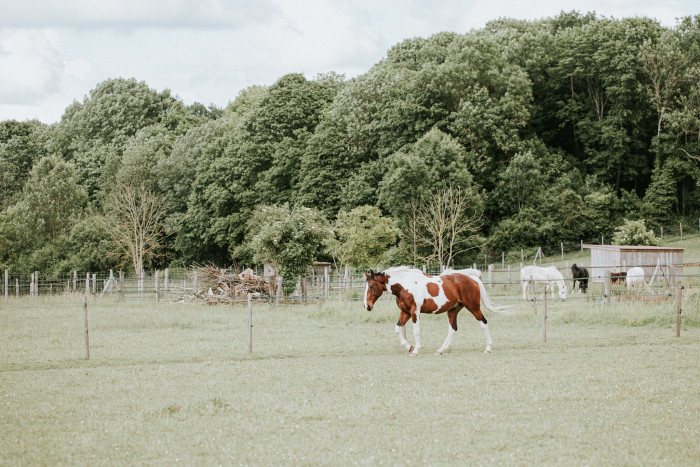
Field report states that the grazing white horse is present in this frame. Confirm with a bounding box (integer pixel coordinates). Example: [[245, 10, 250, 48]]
[[441, 267, 482, 279], [626, 267, 647, 290], [520, 265, 567, 301]]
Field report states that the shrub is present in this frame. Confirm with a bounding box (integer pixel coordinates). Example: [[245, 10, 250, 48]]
[[611, 219, 659, 246]]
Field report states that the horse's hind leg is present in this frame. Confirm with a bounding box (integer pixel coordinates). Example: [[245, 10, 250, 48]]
[[435, 310, 459, 355], [465, 306, 493, 353], [480, 321, 493, 353]]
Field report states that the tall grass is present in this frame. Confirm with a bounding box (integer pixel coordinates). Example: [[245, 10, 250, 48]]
[[1, 295, 699, 465]]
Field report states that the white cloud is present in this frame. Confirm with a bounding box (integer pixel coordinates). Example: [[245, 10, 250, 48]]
[[0, 30, 65, 104], [0, 0, 694, 123], [0, 0, 277, 28]]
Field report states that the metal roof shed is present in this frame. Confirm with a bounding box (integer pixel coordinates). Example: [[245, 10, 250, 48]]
[[582, 244, 684, 284]]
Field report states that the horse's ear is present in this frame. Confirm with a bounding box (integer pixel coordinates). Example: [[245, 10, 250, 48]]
[[369, 269, 375, 276]]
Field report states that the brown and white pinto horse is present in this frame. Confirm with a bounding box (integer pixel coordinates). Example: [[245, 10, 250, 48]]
[[364, 266, 510, 355]]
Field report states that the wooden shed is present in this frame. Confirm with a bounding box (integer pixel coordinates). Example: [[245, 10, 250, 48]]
[[582, 244, 684, 285]]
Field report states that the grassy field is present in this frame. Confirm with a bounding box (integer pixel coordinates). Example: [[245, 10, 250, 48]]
[[1, 290, 699, 465]]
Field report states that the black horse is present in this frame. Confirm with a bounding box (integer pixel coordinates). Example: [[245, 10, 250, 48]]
[[571, 264, 589, 294]]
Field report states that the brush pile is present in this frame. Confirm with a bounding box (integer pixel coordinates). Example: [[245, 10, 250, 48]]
[[174, 265, 269, 304]]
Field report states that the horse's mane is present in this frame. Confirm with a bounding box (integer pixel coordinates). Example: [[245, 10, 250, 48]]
[[384, 265, 412, 272], [383, 266, 426, 278]]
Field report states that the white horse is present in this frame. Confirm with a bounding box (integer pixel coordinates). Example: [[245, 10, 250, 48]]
[[626, 267, 647, 290], [441, 267, 482, 279], [520, 265, 567, 301]]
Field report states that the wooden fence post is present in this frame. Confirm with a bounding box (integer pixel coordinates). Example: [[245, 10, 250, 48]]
[[604, 270, 611, 305], [4, 269, 7, 302], [35, 271, 39, 297], [139, 268, 144, 298], [248, 293, 253, 352], [677, 282, 683, 337], [73, 270, 77, 293], [164, 268, 169, 298], [119, 270, 124, 301], [92, 274, 96, 295], [83, 296, 90, 360], [16, 278, 19, 297], [275, 278, 282, 306], [155, 269, 160, 303], [543, 285, 547, 343]]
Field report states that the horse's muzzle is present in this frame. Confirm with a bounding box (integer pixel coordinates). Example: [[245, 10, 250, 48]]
[[365, 304, 372, 311]]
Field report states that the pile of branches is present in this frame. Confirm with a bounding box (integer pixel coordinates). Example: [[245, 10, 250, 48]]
[[174, 265, 269, 304]]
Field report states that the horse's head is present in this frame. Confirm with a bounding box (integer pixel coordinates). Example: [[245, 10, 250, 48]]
[[558, 283, 567, 300], [364, 269, 388, 311]]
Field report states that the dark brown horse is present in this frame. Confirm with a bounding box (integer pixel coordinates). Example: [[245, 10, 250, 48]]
[[610, 271, 627, 285], [571, 264, 589, 293], [364, 267, 510, 355]]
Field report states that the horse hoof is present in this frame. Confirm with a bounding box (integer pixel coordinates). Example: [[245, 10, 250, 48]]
[[484, 349, 491, 354], [409, 352, 418, 357], [434, 351, 443, 356], [408, 346, 414, 353]]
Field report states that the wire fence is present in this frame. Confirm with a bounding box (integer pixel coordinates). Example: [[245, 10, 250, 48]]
[[3, 264, 699, 306]]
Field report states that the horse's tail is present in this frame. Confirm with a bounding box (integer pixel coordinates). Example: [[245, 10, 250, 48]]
[[470, 276, 512, 314]]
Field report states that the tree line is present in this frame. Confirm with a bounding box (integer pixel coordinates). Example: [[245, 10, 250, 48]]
[[1, 11, 699, 281]]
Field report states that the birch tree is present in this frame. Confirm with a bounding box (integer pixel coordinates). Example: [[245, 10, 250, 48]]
[[104, 183, 167, 276], [413, 186, 482, 270]]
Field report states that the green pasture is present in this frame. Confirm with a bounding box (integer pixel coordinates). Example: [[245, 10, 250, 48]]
[[1, 291, 699, 465]]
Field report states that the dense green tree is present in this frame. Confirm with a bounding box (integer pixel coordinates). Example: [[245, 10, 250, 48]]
[[1, 156, 88, 273], [327, 205, 399, 269], [555, 18, 660, 193], [58, 215, 118, 273], [18, 156, 87, 242], [239, 204, 331, 294], [0, 120, 46, 208], [45, 78, 192, 203], [378, 128, 477, 222], [2, 12, 700, 272], [117, 124, 175, 190]]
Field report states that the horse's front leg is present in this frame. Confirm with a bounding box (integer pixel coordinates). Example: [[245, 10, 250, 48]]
[[395, 311, 413, 353], [410, 306, 421, 356]]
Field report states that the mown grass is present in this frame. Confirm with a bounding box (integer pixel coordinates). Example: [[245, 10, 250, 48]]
[[1, 294, 699, 465]]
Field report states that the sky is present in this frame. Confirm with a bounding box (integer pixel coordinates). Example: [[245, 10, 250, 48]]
[[0, 0, 696, 124]]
